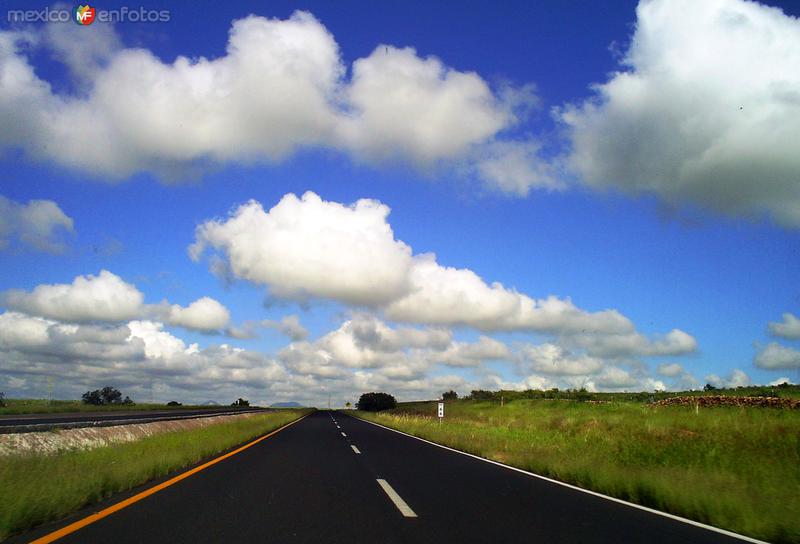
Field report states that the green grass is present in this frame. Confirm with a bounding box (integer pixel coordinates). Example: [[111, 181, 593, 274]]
[[356, 400, 800, 543], [0, 398, 239, 416], [0, 409, 311, 540]]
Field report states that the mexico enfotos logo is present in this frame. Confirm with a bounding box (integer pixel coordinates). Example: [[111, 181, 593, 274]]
[[7, 5, 171, 24]]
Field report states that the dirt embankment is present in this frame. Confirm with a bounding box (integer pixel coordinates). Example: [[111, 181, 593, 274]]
[[0, 412, 262, 456], [653, 395, 800, 409]]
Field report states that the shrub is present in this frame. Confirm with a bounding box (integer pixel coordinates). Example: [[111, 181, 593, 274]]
[[166, 400, 182, 406], [231, 398, 250, 407], [0, 392, 5, 407], [442, 390, 458, 401], [356, 392, 396, 412]]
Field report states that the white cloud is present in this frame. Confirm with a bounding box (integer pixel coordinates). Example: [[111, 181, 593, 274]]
[[769, 377, 793, 386], [0, 195, 74, 253], [754, 342, 800, 369], [193, 192, 645, 338], [642, 378, 667, 392], [560, 0, 800, 227], [341, 45, 509, 164], [516, 343, 604, 376], [595, 366, 639, 389], [262, 315, 309, 341], [1, 270, 231, 333], [164, 297, 230, 332], [705, 369, 751, 388], [0, 12, 532, 192], [657, 362, 684, 377], [436, 336, 510, 367], [568, 329, 697, 359], [190, 193, 414, 306], [385, 256, 634, 334], [0, 311, 288, 400], [768, 313, 800, 340], [1, 270, 144, 322], [473, 140, 562, 196]]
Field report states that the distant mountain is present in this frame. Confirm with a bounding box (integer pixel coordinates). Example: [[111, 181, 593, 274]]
[[270, 401, 303, 408], [200, 400, 220, 406]]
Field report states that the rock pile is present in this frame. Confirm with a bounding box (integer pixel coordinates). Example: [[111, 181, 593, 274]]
[[653, 395, 800, 409]]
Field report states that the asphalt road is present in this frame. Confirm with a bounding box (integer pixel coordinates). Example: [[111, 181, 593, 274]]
[[0, 408, 265, 430], [14, 410, 759, 544]]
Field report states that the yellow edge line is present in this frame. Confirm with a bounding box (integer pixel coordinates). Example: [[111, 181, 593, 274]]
[[29, 411, 312, 544]]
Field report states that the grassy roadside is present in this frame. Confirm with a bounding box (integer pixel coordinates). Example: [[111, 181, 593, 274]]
[[0, 398, 236, 416], [355, 400, 800, 543], [0, 408, 311, 540]]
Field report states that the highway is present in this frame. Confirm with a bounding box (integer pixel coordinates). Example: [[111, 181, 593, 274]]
[[13, 410, 762, 544], [0, 408, 266, 433]]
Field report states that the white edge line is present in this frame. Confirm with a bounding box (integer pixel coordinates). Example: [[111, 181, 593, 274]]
[[351, 444, 361, 454], [350, 414, 767, 544], [376, 479, 417, 518], [341, 431, 347, 437]]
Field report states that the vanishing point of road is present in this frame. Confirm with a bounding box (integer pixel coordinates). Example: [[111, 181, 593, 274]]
[[13, 410, 764, 544]]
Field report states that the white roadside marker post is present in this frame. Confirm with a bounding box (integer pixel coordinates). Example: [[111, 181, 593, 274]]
[[438, 401, 444, 426]]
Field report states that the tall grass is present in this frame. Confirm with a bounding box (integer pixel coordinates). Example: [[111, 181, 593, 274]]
[[0, 409, 310, 540], [357, 400, 800, 543]]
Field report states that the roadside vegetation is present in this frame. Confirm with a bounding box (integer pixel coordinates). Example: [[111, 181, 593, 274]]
[[0, 398, 252, 416], [0, 408, 310, 540], [355, 391, 800, 543]]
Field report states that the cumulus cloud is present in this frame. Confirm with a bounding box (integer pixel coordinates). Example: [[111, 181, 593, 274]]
[[192, 192, 646, 338], [262, 315, 309, 342], [1, 270, 144, 322], [162, 297, 230, 332], [341, 45, 510, 164], [436, 336, 510, 367], [0, 195, 74, 253], [516, 343, 604, 376], [0, 12, 538, 193], [657, 362, 684, 377], [754, 342, 800, 369], [190, 193, 413, 305], [472, 140, 562, 196], [705, 369, 751, 388], [768, 313, 800, 340], [0, 311, 287, 399], [560, 0, 800, 227], [567, 329, 697, 359], [1, 270, 231, 333], [277, 316, 455, 378]]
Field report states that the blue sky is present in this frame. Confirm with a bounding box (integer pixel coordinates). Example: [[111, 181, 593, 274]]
[[1, 0, 799, 406]]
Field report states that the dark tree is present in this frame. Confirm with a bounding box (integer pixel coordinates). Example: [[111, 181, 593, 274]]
[[82, 387, 125, 405], [166, 400, 182, 406], [356, 392, 396, 412], [100, 386, 122, 404], [82, 389, 104, 405], [231, 398, 250, 407], [704, 383, 718, 392], [0, 391, 5, 407], [442, 390, 458, 401], [122, 396, 134, 405], [468, 389, 496, 401]]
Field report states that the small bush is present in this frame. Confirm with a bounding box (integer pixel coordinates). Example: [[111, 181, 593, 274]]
[[442, 390, 458, 401], [231, 398, 250, 407], [0, 392, 5, 408], [166, 401, 182, 407], [356, 392, 396, 412]]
